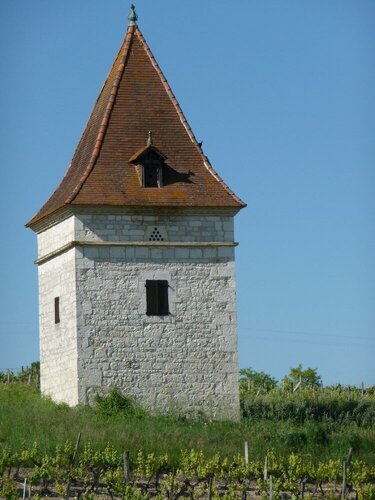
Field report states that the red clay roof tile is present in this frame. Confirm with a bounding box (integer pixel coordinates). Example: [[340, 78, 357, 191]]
[[27, 22, 245, 228]]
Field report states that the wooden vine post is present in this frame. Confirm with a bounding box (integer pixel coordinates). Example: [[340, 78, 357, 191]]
[[341, 460, 347, 499], [22, 478, 27, 499], [65, 432, 82, 499], [208, 474, 214, 500], [269, 474, 273, 500], [263, 455, 268, 481], [341, 447, 353, 500], [123, 450, 130, 483]]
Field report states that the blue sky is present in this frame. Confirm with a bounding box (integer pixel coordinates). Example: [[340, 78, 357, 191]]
[[0, 1, 374, 385]]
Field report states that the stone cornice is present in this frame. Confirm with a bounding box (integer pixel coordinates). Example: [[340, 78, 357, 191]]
[[35, 240, 239, 265], [29, 205, 240, 234]]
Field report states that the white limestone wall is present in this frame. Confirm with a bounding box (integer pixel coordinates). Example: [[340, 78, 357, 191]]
[[74, 213, 239, 420], [75, 213, 234, 243], [36, 211, 240, 418], [37, 216, 75, 258], [76, 254, 239, 419], [38, 247, 78, 405]]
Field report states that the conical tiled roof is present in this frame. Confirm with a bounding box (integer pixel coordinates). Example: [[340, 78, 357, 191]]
[[27, 17, 245, 228]]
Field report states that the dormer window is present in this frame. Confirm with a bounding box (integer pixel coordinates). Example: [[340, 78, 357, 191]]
[[129, 131, 167, 188]]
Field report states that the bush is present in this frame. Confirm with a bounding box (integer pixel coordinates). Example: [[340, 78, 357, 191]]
[[95, 388, 146, 418]]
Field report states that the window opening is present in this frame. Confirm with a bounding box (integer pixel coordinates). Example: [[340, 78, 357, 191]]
[[54, 297, 60, 324], [146, 280, 169, 316], [142, 159, 162, 187], [149, 227, 164, 241], [143, 164, 160, 187]]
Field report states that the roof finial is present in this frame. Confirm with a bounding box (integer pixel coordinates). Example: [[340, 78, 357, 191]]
[[147, 131, 153, 147], [128, 4, 138, 26]]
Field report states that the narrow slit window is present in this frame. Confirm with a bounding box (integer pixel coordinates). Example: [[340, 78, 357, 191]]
[[54, 297, 60, 324], [146, 280, 169, 316]]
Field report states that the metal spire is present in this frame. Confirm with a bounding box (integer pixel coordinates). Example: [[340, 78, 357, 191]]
[[128, 4, 138, 26]]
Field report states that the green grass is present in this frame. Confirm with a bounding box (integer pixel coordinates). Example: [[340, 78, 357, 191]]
[[1, 384, 374, 467]]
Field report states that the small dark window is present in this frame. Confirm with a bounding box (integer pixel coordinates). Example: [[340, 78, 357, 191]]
[[142, 154, 163, 188], [143, 165, 160, 187], [54, 297, 60, 324], [146, 280, 169, 316]]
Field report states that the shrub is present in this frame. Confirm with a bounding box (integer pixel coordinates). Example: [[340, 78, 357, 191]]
[[95, 388, 145, 418]]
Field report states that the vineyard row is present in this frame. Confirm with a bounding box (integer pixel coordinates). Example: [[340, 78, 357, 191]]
[[1, 440, 375, 499]]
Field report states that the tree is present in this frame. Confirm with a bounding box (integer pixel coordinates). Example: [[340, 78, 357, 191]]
[[239, 367, 277, 396], [283, 364, 321, 390]]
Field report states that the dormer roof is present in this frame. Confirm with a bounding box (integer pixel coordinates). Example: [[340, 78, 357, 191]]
[[129, 144, 167, 165], [27, 9, 246, 228]]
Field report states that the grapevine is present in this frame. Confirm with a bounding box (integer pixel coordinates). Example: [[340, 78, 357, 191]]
[[0, 442, 374, 498]]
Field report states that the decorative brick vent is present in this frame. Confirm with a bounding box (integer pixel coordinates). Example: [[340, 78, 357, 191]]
[[148, 227, 164, 241]]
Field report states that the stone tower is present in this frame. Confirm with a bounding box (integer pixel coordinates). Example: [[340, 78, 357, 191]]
[[27, 6, 246, 420]]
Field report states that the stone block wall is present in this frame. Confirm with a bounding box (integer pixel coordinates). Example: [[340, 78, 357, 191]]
[[38, 248, 79, 405], [37, 216, 75, 258], [75, 251, 239, 419], [75, 212, 234, 243], [36, 209, 240, 419]]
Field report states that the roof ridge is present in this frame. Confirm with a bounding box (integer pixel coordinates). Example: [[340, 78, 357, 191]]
[[135, 28, 246, 208], [65, 24, 136, 204]]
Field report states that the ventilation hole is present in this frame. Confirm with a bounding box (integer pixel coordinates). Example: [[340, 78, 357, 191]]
[[149, 228, 164, 241]]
